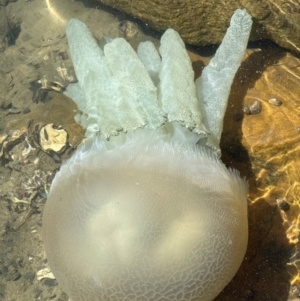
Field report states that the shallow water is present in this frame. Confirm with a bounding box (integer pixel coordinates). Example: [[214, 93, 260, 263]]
[[0, 0, 300, 300]]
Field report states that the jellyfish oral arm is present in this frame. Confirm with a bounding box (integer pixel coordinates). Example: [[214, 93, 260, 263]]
[[195, 9, 252, 149], [65, 9, 252, 152]]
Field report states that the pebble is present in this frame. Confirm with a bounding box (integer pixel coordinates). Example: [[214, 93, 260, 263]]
[[0, 97, 11, 109], [232, 111, 243, 121], [276, 199, 290, 211], [23, 271, 35, 283], [4, 108, 22, 116], [23, 107, 31, 114], [5, 265, 21, 281], [42, 278, 57, 287], [243, 100, 262, 115], [268, 97, 282, 106]]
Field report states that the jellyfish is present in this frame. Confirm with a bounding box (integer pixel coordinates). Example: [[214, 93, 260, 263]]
[[42, 9, 252, 301]]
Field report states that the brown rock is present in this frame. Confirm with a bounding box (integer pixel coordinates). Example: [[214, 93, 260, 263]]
[[96, 0, 300, 55], [97, 0, 239, 45], [241, 0, 300, 55]]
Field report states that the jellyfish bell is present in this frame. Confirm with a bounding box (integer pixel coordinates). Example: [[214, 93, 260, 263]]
[[42, 9, 252, 301]]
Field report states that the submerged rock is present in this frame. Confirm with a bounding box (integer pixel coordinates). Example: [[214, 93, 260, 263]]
[[96, 0, 300, 55]]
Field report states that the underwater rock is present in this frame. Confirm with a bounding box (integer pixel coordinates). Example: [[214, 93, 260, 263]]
[[96, 0, 300, 55]]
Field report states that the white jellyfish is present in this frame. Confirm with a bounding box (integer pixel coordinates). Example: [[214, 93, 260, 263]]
[[42, 9, 252, 301]]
